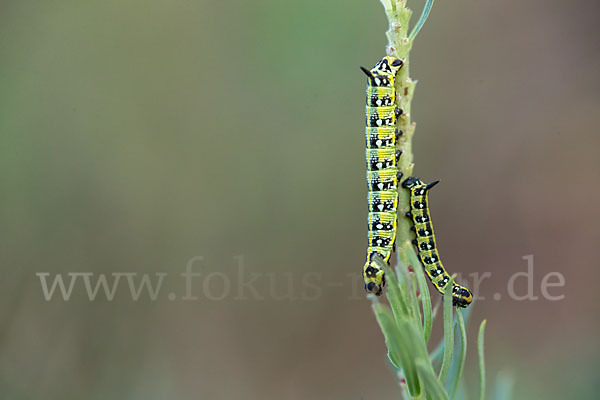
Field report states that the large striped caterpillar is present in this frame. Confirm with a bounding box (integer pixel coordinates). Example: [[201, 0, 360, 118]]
[[403, 177, 473, 308], [361, 56, 404, 296]]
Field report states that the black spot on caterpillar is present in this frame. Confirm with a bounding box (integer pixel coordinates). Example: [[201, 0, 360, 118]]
[[360, 56, 404, 296], [402, 177, 473, 308]]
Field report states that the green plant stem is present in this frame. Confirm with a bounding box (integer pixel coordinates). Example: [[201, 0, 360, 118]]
[[370, 3, 490, 400], [378, 1, 420, 270]]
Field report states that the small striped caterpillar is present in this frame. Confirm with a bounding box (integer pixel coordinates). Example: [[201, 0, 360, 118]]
[[403, 177, 473, 308], [361, 56, 404, 296]]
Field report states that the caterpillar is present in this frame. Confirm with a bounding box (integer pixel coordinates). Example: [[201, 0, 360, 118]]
[[403, 177, 473, 308], [361, 56, 404, 296]]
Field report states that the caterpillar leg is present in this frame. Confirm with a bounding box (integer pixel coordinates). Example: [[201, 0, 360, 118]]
[[395, 129, 403, 141], [395, 150, 402, 163]]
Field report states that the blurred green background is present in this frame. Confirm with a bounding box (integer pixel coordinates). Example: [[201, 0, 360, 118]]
[[1, 0, 598, 398]]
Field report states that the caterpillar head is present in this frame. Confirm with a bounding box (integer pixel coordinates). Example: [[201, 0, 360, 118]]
[[452, 285, 473, 308], [402, 176, 422, 189], [360, 57, 403, 88], [374, 56, 403, 75], [363, 260, 386, 296]]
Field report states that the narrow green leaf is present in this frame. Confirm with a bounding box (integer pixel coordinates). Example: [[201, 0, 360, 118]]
[[478, 320, 487, 400], [409, 273, 422, 327], [410, 248, 433, 341], [402, 317, 432, 366], [370, 301, 403, 368], [402, 244, 425, 328], [396, 248, 419, 323], [448, 310, 468, 399], [368, 295, 402, 369], [382, 261, 410, 325], [394, 316, 432, 398], [416, 360, 449, 400], [409, 0, 435, 41], [371, 303, 422, 396], [392, 314, 437, 399], [438, 276, 455, 382]]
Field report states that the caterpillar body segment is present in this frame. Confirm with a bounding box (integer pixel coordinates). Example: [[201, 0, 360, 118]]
[[367, 86, 395, 107], [402, 177, 473, 308], [368, 211, 397, 233], [367, 168, 401, 193], [366, 105, 401, 127], [365, 126, 402, 149], [366, 148, 402, 171], [361, 56, 404, 296], [368, 191, 399, 213]]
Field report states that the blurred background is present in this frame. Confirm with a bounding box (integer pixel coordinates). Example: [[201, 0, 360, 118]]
[[0, 0, 598, 398]]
